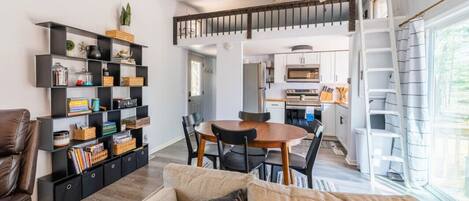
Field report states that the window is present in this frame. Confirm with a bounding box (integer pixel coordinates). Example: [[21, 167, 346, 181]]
[[429, 18, 469, 201], [190, 60, 202, 96]]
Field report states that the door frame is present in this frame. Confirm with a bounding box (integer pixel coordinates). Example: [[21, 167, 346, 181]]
[[187, 51, 206, 116]]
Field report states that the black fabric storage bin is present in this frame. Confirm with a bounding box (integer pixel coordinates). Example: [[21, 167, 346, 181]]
[[104, 158, 122, 186], [121, 152, 136, 176], [82, 166, 104, 198], [54, 175, 81, 201], [136, 146, 149, 168]]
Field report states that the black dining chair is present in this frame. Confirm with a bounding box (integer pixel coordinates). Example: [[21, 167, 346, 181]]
[[182, 115, 219, 169], [264, 119, 324, 188], [231, 111, 270, 156], [212, 124, 266, 178]]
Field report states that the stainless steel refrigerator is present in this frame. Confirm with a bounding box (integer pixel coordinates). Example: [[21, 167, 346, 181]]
[[243, 63, 266, 113]]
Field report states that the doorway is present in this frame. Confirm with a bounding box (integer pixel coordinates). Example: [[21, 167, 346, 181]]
[[188, 53, 204, 116]]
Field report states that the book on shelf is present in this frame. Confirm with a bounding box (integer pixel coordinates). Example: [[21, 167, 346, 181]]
[[68, 110, 92, 116], [113, 132, 132, 144], [68, 141, 106, 174]]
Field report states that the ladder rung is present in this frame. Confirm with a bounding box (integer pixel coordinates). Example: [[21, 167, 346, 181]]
[[364, 28, 391, 34], [369, 89, 396, 93], [366, 48, 392, 53], [369, 110, 400, 116], [370, 129, 401, 138], [367, 68, 394, 72], [373, 155, 404, 163]]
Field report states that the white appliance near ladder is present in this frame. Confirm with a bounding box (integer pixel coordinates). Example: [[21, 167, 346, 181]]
[[357, 0, 410, 187]]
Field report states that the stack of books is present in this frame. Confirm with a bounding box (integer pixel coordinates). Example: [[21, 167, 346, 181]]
[[113, 133, 132, 144], [68, 98, 91, 116], [68, 141, 106, 174], [103, 121, 117, 136]]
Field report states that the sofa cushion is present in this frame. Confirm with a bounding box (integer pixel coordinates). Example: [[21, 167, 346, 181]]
[[0, 109, 30, 156], [163, 164, 254, 201], [0, 155, 21, 198], [208, 189, 247, 201], [145, 188, 177, 201], [247, 179, 417, 201]]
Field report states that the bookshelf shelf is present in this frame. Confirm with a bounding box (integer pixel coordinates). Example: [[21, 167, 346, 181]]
[[36, 21, 150, 201]]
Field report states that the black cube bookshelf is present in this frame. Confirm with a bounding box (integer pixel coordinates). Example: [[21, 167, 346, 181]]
[[36, 21, 150, 201]]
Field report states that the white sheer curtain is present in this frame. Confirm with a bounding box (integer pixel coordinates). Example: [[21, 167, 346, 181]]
[[384, 17, 431, 187]]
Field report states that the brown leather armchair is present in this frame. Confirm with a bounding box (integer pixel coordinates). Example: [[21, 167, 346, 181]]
[[0, 109, 39, 201]]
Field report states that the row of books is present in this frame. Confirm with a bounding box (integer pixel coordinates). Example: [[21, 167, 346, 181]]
[[103, 121, 117, 135], [113, 133, 132, 144], [68, 141, 105, 174], [68, 98, 91, 115]]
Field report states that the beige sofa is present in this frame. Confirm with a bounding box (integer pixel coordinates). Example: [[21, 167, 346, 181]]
[[146, 163, 416, 201]]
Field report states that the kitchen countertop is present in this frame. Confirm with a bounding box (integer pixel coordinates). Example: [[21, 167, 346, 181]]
[[266, 98, 349, 108]]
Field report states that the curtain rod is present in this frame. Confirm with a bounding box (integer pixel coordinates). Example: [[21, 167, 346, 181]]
[[399, 0, 445, 27]]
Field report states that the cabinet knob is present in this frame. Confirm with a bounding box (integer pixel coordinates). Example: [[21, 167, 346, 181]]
[[91, 173, 96, 178], [128, 157, 132, 162], [111, 164, 116, 169], [141, 151, 145, 155], [66, 184, 72, 190]]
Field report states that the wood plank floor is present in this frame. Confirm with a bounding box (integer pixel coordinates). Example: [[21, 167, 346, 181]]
[[84, 137, 400, 201]]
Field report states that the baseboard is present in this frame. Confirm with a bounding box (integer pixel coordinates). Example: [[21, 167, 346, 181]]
[[345, 155, 357, 166], [149, 136, 185, 156]]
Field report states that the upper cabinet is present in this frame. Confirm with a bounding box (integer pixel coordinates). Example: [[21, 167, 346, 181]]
[[320, 51, 349, 84], [274, 54, 286, 83], [286, 53, 320, 65]]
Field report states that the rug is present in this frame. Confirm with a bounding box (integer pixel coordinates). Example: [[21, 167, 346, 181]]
[[276, 171, 337, 192]]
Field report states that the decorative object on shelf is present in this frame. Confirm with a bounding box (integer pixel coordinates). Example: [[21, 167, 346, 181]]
[[78, 41, 87, 58], [66, 40, 75, 56], [105, 30, 135, 43], [122, 76, 144, 86], [113, 98, 138, 109], [86, 45, 102, 59], [67, 98, 91, 116], [336, 87, 349, 104], [113, 49, 135, 64], [53, 130, 70, 147], [52, 62, 68, 86], [119, 3, 132, 33], [73, 124, 96, 141], [319, 86, 334, 102], [75, 67, 93, 86], [103, 67, 110, 76], [103, 121, 117, 136], [91, 98, 100, 112], [121, 123, 127, 131], [122, 116, 150, 129], [102, 76, 114, 87]]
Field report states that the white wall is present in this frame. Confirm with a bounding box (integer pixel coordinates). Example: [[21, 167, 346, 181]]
[[216, 42, 243, 119], [1, 1, 190, 200]]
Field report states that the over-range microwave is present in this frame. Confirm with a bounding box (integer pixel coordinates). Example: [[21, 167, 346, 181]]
[[285, 64, 320, 82]]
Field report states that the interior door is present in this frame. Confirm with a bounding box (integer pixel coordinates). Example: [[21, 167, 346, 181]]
[[188, 54, 204, 116]]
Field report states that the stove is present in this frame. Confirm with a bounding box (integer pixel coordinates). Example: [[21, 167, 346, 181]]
[[284, 89, 322, 133]]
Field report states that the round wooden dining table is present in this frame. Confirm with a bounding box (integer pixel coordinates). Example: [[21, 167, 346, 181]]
[[195, 120, 307, 185]]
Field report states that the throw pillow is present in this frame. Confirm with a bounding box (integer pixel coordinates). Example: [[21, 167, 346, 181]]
[[207, 189, 247, 201]]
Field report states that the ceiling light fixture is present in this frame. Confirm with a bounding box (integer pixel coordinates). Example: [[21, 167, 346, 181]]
[[291, 45, 313, 52]]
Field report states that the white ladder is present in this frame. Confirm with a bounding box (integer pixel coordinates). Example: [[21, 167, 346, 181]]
[[357, 0, 410, 187]]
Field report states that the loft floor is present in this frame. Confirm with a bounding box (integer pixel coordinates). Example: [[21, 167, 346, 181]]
[[84, 137, 400, 201]]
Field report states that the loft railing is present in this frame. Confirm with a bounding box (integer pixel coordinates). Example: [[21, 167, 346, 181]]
[[173, 0, 356, 45]]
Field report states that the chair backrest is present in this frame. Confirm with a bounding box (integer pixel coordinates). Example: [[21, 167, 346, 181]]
[[238, 111, 271, 122], [211, 124, 257, 172], [191, 112, 204, 126], [305, 119, 324, 172], [182, 115, 197, 155]]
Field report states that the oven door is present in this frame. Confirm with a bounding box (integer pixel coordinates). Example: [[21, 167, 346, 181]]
[[286, 65, 320, 82], [285, 105, 322, 133]]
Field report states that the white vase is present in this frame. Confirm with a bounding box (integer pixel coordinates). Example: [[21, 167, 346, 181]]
[[120, 25, 132, 33]]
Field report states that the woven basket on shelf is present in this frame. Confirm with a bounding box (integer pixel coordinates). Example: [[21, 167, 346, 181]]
[[113, 138, 136, 155], [91, 150, 108, 165]]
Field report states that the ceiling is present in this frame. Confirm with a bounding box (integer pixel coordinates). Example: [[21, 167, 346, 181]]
[[178, 0, 297, 12], [188, 35, 350, 56]]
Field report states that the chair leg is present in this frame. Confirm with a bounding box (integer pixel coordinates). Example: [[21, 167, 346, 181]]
[[307, 172, 313, 189], [259, 164, 266, 181], [187, 155, 192, 166], [263, 163, 267, 181], [270, 165, 276, 182], [212, 157, 218, 169]]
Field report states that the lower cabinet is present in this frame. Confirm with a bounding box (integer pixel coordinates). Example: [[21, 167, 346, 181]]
[[82, 166, 104, 198], [54, 176, 81, 201], [335, 105, 349, 150], [104, 158, 122, 186], [122, 152, 137, 176], [321, 104, 336, 136]]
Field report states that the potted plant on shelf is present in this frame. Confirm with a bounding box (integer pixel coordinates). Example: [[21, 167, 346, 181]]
[[66, 40, 75, 56], [120, 3, 131, 33]]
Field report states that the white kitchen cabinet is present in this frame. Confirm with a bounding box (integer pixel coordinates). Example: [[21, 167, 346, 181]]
[[265, 101, 285, 123], [335, 104, 349, 150], [321, 104, 336, 136], [274, 54, 286, 83], [320, 52, 335, 83], [335, 51, 349, 84], [303, 53, 320, 64], [286, 53, 304, 65]]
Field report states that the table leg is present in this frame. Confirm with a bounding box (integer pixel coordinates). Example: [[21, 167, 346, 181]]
[[197, 137, 206, 167], [280, 143, 290, 185]]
